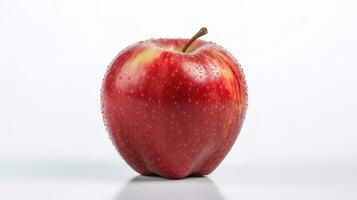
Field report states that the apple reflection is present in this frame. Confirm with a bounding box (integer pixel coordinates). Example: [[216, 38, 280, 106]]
[[115, 176, 225, 200]]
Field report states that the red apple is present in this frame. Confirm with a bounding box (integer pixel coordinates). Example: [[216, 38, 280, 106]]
[[101, 28, 247, 179]]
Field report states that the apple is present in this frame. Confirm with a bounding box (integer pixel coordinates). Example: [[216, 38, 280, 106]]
[[101, 27, 248, 179]]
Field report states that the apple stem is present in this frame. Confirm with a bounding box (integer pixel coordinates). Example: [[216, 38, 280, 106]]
[[182, 27, 208, 53]]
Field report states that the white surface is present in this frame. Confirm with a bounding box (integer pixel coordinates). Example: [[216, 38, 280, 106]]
[[1, 158, 356, 199], [1, 0, 357, 199]]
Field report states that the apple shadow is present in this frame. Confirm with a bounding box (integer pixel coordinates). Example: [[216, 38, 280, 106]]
[[115, 175, 225, 200]]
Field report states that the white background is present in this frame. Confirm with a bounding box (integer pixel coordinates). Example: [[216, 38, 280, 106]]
[[1, 0, 357, 199]]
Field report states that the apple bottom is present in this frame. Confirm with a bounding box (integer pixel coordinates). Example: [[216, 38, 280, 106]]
[[106, 99, 244, 179]]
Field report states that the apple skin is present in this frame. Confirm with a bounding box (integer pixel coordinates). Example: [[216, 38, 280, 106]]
[[101, 38, 247, 179]]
